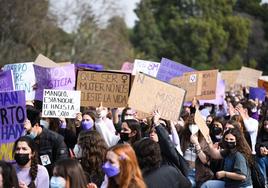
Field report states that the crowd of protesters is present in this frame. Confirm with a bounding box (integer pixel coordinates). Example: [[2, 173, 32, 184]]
[[1, 87, 268, 188]]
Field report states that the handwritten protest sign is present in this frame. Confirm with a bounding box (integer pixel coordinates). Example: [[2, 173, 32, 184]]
[[76, 70, 131, 107], [121, 62, 134, 73], [128, 72, 186, 121], [0, 90, 26, 161], [3, 63, 36, 100], [156, 58, 195, 82], [132, 59, 160, 77], [199, 77, 226, 105], [42, 89, 81, 118], [170, 70, 218, 102], [249, 87, 266, 101], [75, 63, 104, 71], [258, 76, 268, 93], [221, 70, 240, 91], [0, 70, 15, 92], [194, 109, 210, 143], [236, 66, 262, 87], [34, 64, 76, 101]]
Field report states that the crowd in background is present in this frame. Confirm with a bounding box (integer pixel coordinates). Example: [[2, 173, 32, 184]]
[[1, 87, 268, 188]]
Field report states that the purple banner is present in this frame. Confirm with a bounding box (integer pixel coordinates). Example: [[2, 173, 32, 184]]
[[0, 90, 26, 161], [34, 64, 76, 100], [249, 87, 266, 102], [75, 63, 104, 71], [0, 70, 14, 92], [156, 58, 195, 82]]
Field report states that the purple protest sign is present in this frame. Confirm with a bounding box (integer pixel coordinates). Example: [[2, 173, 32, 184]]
[[249, 87, 266, 102], [0, 70, 15, 92], [34, 64, 76, 100], [75, 63, 104, 71], [121, 62, 134, 73], [156, 58, 195, 82], [0, 90, 26, 161]]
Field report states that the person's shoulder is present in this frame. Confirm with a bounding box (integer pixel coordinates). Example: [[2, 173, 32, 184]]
[[37, 164, 49, 176], [248, 117, 259, 125], [234, 151, 246, 160]]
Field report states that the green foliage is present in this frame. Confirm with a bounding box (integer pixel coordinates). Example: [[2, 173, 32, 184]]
[[131, 0, 257, 71]]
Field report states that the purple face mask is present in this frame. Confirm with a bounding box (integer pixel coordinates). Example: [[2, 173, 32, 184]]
[[81, 120, 93, 130], [102, 161, 120, 177]]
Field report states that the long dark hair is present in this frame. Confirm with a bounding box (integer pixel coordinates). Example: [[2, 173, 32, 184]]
[[13, 136, 38, 188], [123, 119, 142, 145], [223, 128, 254, 167], [53, 159, 88, 188], [78, 130, 108, 176], [0, 160, 19, 188]]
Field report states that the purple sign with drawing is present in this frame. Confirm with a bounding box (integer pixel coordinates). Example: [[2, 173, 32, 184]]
[[34, 64, 76, 100], [249, 87, 266, 101], [156, 58, 195, 82], [0, 90, 26, 161], [0, 70, 14, 91], [75, 63, 104, 71]]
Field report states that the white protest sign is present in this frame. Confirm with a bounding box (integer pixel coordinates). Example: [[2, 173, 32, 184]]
[[2, 62, 36, 100], [132, 59, 160, 77], [42, 89, 81, 118]]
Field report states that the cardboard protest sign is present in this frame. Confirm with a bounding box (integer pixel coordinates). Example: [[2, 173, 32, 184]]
[[128, 72, 186, 121], [42, 89, 81, 118], [34, 54, 59, 67], [76, 70, 131, 108], [0, 70, 15, 92], [258, 76, 268, 93], [249, 87, 266, 101], [3, 63, 36, 100], [156, 58, 195, 82], [0, 90, 26, 161], [194, 109, 210, 143], [236, 66, 262, 87], [199, 78, 226, 105], [170, 70, 218, 102], [220, 70, 240, 91], [34, 64, 76, 101], [132, 59, 160, 77], [121, 62, 134, 73], [75, 63, 104, 71]]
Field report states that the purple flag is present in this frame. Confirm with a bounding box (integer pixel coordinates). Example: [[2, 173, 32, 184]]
[[249, 87, 266, 101], [0, 70, 15, 91], [75, 63, 104, 71], [157, 58, 195, 82], [0, 90, 26, 161], [34, 64, 76, 100]]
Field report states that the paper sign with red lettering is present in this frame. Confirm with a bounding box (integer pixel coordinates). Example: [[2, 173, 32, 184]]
[[76, 70, 131, 108], [128, 72, 186, 121]]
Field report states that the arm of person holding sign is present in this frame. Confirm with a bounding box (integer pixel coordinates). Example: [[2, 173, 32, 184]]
[[95, 102, 120, 147]]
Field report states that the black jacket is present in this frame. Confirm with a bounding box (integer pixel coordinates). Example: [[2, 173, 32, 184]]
[[34, 128, 69, 176], [144, 165, 192, 188]]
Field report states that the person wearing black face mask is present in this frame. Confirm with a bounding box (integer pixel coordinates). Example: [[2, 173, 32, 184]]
[[118, 119, 142, 145], [200, 128, 254, 188], [210, 121, 224, 144], [13, 136, 49, 188]]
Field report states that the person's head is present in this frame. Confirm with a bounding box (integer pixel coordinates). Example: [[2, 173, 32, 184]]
[[51, 159, 87, 188], [121, 107, 136, 122], [13, 136, 37, 167], [239, 101, 255, 117], [224, 120, 241, 132], [24, 107, 41, 139], [76, 130, 108, 175], [261, 120, 268, 133], [206, 115, 214, 127], [120, 119, 141, 144], [103, 144, 146, 188], [13, 136, 39, 188], [133, 138, 162, 173], [222, 127, 253, 166], [81, 111, 95, 131], [149, 127, 158, 142], [0, 160, 19, 188]]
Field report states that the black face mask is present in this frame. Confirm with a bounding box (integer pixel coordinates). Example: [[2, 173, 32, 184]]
[[14, 153, 30, 166], [224, 141, 236, 150], [212, 127, 222, 135], [120, 132, 130, 141]]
